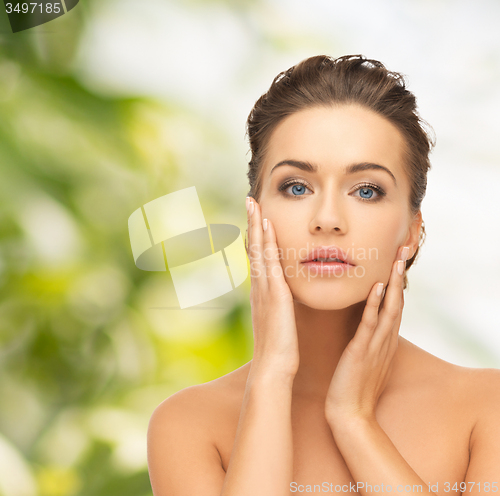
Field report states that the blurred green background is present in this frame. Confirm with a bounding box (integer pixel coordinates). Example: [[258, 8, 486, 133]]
[[0, 2, 254, 495], [1, 0, 500, 495]]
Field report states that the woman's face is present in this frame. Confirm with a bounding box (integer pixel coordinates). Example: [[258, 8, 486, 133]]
[[258, 104, 422, 310]]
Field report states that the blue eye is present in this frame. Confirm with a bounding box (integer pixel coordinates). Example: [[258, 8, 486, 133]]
[[359, 188, 373, 199], [278, 179, 312, 197], [278, 179, 386, 202], [353, 183, 385, 202], [291, 184, 306, 195]]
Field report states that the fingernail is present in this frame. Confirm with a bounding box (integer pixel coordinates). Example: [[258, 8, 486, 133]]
[[263, 218, 268, 231], [401, 246, 409, 262], [376, 283, 384, 296], [249, 200, 254, 216], [397, 260, 404, 275]]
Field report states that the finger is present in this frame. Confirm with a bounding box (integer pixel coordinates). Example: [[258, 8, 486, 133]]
[[354, 281, 385, 346], [246, 198, 255, 272], [392, 298, 404, 337], [245, 198, 252, 262], [374, 246, 408, 344], [379, 293, 404, 358], [262, 218, 288, 294], [391, 290, 404, 338], [246, 197, 251, 243], [247, 197, 267, 289]]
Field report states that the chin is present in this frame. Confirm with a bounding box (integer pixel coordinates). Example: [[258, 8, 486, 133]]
[[294, 297, 352, 311], [288, 280, 369, 311]]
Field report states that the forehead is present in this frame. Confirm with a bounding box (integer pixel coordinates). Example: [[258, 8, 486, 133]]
[[262, 104, 408, 183]]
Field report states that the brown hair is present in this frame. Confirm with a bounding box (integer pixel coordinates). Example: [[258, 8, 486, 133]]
[[245, 54, 435, 290]]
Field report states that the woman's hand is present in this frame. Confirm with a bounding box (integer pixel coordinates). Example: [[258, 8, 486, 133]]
[[246, 197, 300, 378], [324, 245, 410, 427]]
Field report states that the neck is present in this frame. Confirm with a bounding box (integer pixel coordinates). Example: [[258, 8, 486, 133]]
[[291, 298, 366, 398]]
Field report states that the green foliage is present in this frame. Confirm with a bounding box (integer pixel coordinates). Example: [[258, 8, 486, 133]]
[[0, 2, 252, 495]]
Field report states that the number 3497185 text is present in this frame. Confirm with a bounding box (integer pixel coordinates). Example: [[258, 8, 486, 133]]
[[5, 3, 62, 14]]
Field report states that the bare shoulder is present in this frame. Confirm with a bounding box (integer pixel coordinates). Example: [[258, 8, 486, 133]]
[[397, 336, 500, 410], [444, 361, 500, 418], [147, 382, 218, 459], [149, 360, 250, 432], [458, 366, 500, 419], [401, 339, 500, 481], [147, 363, 250, 495], [449, 361, 500, 481]]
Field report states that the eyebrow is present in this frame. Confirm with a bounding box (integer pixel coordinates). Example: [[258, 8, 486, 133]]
[[269, 159, 397, 186]]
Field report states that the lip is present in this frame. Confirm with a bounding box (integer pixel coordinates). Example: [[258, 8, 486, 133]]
[[301, 245, 356, 266]]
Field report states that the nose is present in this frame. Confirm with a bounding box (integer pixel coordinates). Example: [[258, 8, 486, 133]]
[[308, 190, 347, 234]]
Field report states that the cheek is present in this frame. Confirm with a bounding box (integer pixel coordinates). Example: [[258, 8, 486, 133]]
[[267, 210, 309, 275], [362, 211, 409, 271], [266, 206, 298, 244]]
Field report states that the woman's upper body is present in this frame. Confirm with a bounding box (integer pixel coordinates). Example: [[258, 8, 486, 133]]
[[149, 336, 500, 490], [147, 55, 500, 495]]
